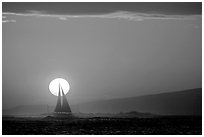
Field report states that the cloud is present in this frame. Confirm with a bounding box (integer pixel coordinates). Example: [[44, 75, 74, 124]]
[[59, 17, 68, 20], [2, 20, 16, 23], [26, 10, 47, 14], [2, 10, 201, 23]]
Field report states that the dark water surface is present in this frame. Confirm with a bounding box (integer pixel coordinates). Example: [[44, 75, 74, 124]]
[[2, 116, 202, 135]]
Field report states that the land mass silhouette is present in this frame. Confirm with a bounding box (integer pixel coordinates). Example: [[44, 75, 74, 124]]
[[3, 88, 201, 116]]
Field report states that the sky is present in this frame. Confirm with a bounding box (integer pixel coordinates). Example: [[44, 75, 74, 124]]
[[2, 2, 202, 109]]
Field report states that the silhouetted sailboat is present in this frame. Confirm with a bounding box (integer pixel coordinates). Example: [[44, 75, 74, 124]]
[[54, 84, 71, 113]]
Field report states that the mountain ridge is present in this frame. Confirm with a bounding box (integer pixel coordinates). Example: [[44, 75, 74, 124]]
[[3, 88, 202, 116]]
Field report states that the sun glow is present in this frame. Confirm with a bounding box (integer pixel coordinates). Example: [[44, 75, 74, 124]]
[[49, 78, 70, 96]]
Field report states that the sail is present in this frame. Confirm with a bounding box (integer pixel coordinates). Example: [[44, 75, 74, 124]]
[[61, 87, 71, 112], [54, 84, 62, 112]]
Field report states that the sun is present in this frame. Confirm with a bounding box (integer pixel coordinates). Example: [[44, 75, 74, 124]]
[[49, 78, 70, 96]]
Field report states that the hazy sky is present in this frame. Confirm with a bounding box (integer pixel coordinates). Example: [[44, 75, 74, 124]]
[[2, 2, 202, 109]]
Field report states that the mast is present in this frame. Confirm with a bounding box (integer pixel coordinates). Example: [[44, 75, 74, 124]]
[[54, 83, 62, 112], [61, 86, 71, 112]]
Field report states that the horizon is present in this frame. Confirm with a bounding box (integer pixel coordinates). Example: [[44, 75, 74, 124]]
[[3, 87, 201, 116]]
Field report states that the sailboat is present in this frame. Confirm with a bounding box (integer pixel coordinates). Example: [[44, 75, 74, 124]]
[[54, 83, 71, 113]]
